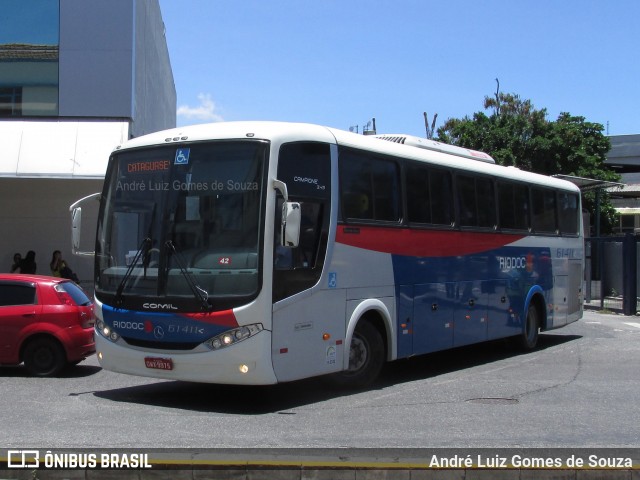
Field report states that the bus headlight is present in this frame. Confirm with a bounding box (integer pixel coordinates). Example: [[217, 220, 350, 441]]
[[205, 324, 263, 350], [95, 319, 120, 342]]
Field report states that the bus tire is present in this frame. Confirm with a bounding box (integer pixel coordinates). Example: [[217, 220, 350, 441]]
[[23, 337, 66, 377], [331, 321, 385, 388], [517, 303, 540, 350]]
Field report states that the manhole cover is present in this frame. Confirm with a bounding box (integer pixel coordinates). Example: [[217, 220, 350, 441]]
[[466, 397, 519, 405]]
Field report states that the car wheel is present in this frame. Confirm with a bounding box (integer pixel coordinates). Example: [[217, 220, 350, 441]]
[[23, 337, 66, 377]]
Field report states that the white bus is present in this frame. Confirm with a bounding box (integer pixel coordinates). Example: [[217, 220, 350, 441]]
[[72, 121, 583, 386]]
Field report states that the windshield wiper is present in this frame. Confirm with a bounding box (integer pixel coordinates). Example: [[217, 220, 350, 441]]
[[114, 237, 152, 306], [165, 240, 211, 311]]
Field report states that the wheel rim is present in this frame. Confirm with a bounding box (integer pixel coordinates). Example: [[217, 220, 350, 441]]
[[348, 334, 369, 372], [33, 345, 55, 371]]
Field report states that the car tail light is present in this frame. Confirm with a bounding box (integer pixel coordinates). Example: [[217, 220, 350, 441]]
[[80, 308, 95, 329], [54, 284, 76, 306]]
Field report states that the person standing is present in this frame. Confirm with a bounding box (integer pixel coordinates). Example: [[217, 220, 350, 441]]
[[10, 253, 22, 273], [50, 250, 79, 282], [50, 250, 65, 277], [20, 251, 37, 274]]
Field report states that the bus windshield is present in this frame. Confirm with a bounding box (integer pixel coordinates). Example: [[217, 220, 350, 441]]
[[95, 140, 268, 311]]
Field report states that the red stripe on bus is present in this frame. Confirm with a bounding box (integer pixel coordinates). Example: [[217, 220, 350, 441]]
[[336, 225, 525, 257], [181, 309, 238, 327]]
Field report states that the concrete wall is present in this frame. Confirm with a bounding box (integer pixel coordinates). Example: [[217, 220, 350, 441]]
[[131, 0, 176, 137], [58, 0, 135, 119], [58, 0, 175, 135], [0, 178, 102, 288]]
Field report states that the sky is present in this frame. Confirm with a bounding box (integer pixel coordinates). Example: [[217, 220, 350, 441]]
[[158, 0, 639, 137]]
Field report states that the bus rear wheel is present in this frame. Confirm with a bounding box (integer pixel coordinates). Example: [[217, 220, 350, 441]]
[[517, 303, 540, 350], [331, 321, 384, 388]]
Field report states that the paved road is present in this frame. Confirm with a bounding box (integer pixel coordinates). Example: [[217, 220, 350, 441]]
[[2, 309, 639, 449]]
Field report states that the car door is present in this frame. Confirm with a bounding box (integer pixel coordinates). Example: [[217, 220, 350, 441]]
[[0, 280, 41, 363]]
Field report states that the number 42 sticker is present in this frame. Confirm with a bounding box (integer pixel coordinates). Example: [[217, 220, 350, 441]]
[[218, 257, 231, 265]]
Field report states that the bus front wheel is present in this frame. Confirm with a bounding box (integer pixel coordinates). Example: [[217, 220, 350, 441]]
[[332, 321, 384, 388]]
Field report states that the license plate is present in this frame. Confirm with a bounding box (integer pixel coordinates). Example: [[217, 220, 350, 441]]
[[144, 357, 173, 370]]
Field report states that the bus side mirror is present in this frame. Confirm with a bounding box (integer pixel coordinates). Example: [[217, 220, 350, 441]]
[[71, 207, 82, 253], [69, 192, 101, 256], [281, 202, 301, 247]]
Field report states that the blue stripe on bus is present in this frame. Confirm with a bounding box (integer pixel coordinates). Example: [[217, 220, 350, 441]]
[[390, 244, 552, 358], [336, 225, 551, 356], [102, 305, 235, 344]]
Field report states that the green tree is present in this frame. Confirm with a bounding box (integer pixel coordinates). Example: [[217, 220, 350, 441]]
[[437, 92, 619, 234]]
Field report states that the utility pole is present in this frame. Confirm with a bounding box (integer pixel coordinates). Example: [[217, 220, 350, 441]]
[[494, 78, 501, 116]]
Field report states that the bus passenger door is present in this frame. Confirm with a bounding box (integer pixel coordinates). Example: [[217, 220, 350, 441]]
[[271, 141, 338, 383], [453, 280, 488, 347]]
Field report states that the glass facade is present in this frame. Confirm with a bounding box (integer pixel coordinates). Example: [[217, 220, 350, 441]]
[[0, 0, 60, 116]]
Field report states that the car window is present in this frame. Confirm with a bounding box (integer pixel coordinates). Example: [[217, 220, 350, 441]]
[[59, 281, 91, 306], [0, 283, 37, 306]]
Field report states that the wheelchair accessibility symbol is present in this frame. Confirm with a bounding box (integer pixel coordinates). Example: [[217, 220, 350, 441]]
[[175, 148, 190, 165], [328, 272, 337, 288]]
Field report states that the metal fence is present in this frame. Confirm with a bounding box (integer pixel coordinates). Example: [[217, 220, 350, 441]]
[[585, 233, 639, 315]]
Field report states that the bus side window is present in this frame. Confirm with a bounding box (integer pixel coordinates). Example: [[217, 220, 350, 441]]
[[457, 174, 496, 229], [457, 175, 476, 226], [339, 147, 401, 223], [406, 164, 453, 226], [532, 187, 557, 234], [430, 169, 454, 226], [558, 192, 579, 235], [498, 181, 530, 231]]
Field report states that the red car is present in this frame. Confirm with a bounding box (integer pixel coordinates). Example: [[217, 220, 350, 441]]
[[0, 274, 95, 376]]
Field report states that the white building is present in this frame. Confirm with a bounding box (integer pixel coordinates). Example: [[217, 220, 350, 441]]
[[0, 0, 175, 284], [606, 135, 640, 234]]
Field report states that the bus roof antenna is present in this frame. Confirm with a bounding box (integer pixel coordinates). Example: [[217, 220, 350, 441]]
[[424, 112, 438, 139]]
